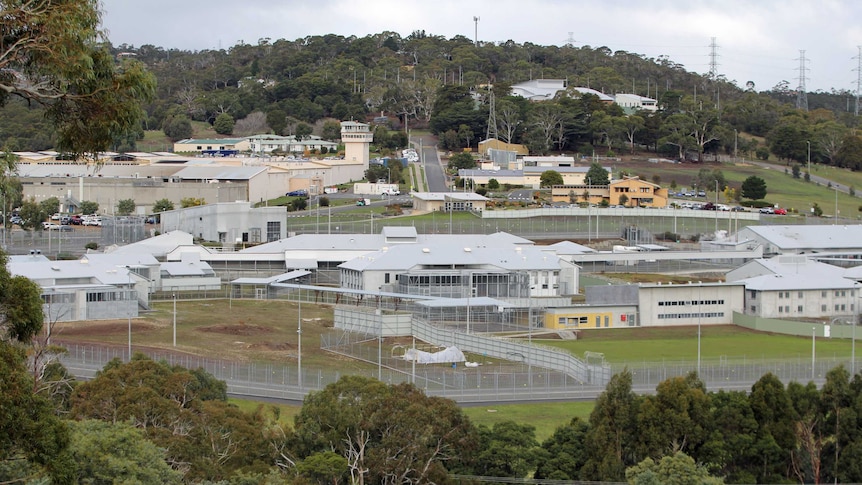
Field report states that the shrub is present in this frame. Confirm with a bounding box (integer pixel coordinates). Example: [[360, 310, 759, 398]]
[[85, 242, 98, 250]]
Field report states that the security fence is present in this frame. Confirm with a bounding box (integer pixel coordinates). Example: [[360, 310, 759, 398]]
[[57, 340, 857, 403]]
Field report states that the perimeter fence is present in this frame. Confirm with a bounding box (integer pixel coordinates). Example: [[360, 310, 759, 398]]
[[56, 339, 857, 403]]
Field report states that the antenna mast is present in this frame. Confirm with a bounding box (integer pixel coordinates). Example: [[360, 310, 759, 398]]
[[473, 16, 480, 47]]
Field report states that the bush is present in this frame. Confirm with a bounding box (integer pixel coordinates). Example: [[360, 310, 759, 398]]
[[85, 242, 98, 250], [755, 147, 770, 160]]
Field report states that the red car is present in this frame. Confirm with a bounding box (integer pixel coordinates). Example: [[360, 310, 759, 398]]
[[774, 208, 787, 215]]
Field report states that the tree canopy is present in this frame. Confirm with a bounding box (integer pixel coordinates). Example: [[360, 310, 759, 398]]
[[741, 175, 768, 200], [0, 0, 156, 157]]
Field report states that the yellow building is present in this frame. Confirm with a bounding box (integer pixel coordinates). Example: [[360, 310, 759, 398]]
[[544, 305, 639, 330], [550, 176, 668, 208], [478, 138, 529, 156]]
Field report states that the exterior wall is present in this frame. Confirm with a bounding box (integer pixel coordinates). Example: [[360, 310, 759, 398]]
[[159, 203, 287, 243], [735, 312, 858, 339], [478, 139, 528, 156], [354, 183, 401, 195], [609, 179, 668, 207], [745, 288, 860, 319], [21, 176, 249, 215], [173, 139, 244, 153], [637, 284, 745, 327], [160, 276, 222, 291], [544, 305, 639, 330], [551, 185, 611, 204]]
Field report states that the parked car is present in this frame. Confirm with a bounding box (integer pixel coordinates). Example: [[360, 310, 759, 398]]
[[774, 208, 788, 215], [286, 189, 308, 197], [10, 215, 23, 225], [759, 207, 775, 214], [731, 206, 746, 212], [697, 191, 706, 197], [69, 215, 83, 225]]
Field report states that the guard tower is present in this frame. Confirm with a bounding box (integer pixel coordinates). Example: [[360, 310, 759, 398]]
[[340, 121, 373, 169]]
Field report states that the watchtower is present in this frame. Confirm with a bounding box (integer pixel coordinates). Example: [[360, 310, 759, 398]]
[[340, 121, 373, 170]]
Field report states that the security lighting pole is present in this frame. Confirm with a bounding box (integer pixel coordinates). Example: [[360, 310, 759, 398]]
[[127, 268, 132, 360], [812, 327, 816, 380], [172, 293, 177, 347]]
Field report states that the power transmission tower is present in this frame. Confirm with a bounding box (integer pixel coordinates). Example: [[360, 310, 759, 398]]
[[565, 32, 576, 47], [708, 37, 721, 110], [796, 50, 809, 112], [486, 88, 497, 141], [854, 46, 862, 116], [708, 37, 720, 79]]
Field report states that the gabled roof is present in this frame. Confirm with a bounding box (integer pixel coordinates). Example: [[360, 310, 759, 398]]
[[741, 225, 862, 250], [544, 241, 596, 254], [339, 243, 563, 272], [108, 230, 194, 258], [740, 272, 861, 291], [160, 261, 215, 277]]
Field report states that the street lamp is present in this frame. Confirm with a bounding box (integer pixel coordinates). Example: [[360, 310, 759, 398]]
[[297, 289, 302, 389], [806, 140, 811, 178], [172, 293, 177, 347], [812, 326, 817, 381]]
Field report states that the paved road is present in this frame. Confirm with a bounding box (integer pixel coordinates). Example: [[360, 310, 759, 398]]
[[748, 159, 857, 196], [419, 141, 449, 193]]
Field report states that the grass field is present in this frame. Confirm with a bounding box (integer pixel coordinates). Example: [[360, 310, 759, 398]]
[[538, 325, 860, 364]]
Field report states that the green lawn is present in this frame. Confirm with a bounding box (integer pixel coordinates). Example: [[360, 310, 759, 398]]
[[538, 325, 860, 364]]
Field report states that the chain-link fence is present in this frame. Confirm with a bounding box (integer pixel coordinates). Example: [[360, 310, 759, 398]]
[[56, 338, 857, 403]]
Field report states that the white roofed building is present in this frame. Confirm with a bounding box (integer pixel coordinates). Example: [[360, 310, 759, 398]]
[[339, 243, 578, 299]]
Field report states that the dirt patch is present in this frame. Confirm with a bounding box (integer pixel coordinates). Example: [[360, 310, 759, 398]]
[[55, 319, 158, 337], [197, 324, 274, 336], [247, 341, 295, 351]]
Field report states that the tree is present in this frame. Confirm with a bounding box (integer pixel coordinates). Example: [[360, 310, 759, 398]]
[[635, 373, 710, 461], [0, 340, 74, 484], [68, 420, 182, 484], [0, 251, 46, 343], [152, 198, 174, 214], [474, 421, 540, 478], [447, 152, 477, 171], [487, 178, 500, 190], [292, 376, 478, 484], [213, 113, 235, 135], [625, 451, 723, 485], [0, 1, 156, 158], [79, 200, 99, 215], [835, 134, 862, 171], [39, 196, 60, 216], [741, 176, 767, 200], [540, 170, 564, 187], [117, 198, 136, 216], [163, 114, 193, 141], [18, 197, 46, 231], [534, 417, 590, 480], [582, 370, 640, 481], [180, 197, 205, 208], [586, 162, 610, 185], [321, 120, 342, 141], [295, 122, 313, 141]]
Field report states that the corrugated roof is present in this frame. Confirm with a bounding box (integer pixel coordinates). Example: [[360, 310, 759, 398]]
[[743, 225, 862, 250], [172, 166, 266, 180], [741, 272, 860, 291], [340, 243, 563, 272]]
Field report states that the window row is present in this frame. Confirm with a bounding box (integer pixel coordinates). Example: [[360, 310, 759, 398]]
[[658, 299, 724, 307], [657, 312, 725, 319]]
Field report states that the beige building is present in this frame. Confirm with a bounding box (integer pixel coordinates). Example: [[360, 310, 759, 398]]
[[341, 121, 373, 169], [173, 138, 248, 153], [411, 192, 489, 213], [551, 176, 668, 208], [478, 138, 528, 156]]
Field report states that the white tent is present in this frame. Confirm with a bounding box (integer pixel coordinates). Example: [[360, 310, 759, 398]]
[[402, 346, 466, 364]]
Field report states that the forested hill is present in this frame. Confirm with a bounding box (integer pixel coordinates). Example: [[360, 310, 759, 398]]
[[2, 31, 860, 167]]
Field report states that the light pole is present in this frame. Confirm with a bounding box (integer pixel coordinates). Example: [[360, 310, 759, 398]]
[[734, 129, 738, 160], [172, 293, 176, 347], [697, 286, 702, 375], [812, 326, 817, 381], [806, 140, 811, 178], [297, 290, 302, 389], [832, 315, 857, 376], [126, 267, 133, 360]]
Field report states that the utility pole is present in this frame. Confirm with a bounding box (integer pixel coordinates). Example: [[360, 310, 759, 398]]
[[473, 16, 480, 47], [796, 50, 809, 112]]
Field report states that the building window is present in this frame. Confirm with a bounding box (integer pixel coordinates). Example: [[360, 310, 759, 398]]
[[750, 305, 757, 312], [822, 291, 827, 297], [266, 221, 280, 242], [798, 291, 803, 298], [822, 305, 827, 312], [798, 305, 803, 312], [384, 273, 390, 284], [778, 292, 783, 299], [778, 306, 783, 313]]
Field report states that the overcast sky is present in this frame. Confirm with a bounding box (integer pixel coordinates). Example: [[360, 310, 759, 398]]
[[100, 0, 862, 94]]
